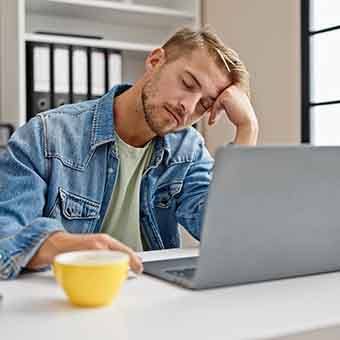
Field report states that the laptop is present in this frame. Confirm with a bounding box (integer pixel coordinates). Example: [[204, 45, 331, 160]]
[[143, 145, 340, 289]]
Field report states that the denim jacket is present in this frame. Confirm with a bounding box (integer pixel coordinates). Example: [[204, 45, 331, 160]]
[[0, 84, 214, 279]]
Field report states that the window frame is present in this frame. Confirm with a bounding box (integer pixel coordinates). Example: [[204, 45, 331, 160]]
[[301, 0, 340, 143]]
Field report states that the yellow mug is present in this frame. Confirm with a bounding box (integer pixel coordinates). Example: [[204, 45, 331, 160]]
[[53, 250, 129, 307]]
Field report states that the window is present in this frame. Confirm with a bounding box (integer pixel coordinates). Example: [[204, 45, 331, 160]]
[[301, 0, 340, 144]]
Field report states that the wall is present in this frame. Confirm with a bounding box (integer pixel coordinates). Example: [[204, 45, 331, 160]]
[[201, 0, 301, 155], [0, 1, 26, 127]]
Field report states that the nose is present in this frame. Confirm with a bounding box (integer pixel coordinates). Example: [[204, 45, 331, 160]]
[[178, 93, 201, 119]]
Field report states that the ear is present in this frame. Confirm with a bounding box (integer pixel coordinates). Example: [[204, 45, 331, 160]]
[[145, 48, 166, 72]]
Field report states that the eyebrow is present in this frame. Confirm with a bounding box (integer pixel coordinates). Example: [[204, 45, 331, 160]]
[[186, 71, 217, 102]]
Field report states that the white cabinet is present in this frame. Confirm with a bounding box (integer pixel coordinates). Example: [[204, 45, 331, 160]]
[[0, 0, 201, 126]]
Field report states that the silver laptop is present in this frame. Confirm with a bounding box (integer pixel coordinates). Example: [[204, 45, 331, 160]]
[[143, 145, 340, 289]]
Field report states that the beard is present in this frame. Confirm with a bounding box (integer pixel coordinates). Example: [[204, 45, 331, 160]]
[[141, 76, 176, 137]]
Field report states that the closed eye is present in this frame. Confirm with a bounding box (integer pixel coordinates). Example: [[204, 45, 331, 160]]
[[199, 101, 208, 111], [182, 79, 195, 90], [200, 98, 214, 111]]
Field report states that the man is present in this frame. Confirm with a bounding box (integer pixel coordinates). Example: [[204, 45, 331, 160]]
[[0, 27, 258, 279]]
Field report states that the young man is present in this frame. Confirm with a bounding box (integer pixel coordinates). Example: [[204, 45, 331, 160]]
[[0, 27, 258, 279]]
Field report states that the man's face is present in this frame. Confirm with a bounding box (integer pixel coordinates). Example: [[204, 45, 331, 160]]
[[141, 48, 232, 136]]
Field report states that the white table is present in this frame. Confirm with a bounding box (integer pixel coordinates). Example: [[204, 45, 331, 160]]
[[2, 248, 340, 340]]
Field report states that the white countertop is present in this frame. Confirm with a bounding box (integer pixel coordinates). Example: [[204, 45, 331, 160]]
[[2, 248, 340, 340]]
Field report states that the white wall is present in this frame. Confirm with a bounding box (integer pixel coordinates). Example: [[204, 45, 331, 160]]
[[0, 0, 26, 127], [202, 0, 301, 154]]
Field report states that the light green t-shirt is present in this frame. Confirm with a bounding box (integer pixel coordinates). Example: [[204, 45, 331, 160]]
[[101, 134, 154, 251]]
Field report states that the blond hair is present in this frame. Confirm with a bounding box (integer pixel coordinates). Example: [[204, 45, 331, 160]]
[[162, 26, 250, 97]]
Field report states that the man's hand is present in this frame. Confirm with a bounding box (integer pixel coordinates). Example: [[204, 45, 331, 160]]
[[26, 231, 143, 274], [208, 85, 259, 145]]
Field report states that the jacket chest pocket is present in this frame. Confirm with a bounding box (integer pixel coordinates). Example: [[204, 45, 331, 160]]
[[49, 188, 101, 233], [154, 182, 183, 209]]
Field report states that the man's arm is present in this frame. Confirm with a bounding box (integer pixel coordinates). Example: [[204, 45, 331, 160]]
[[0, 116, 66, 279], [175, 85, 259, 238], [27, 231, 143, 273], [208, 84, 259, 145], [0, 116, 142, 279], [233, 123, 258, 145]]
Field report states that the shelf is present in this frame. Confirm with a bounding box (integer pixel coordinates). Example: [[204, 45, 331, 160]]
[[26, 0, 195, 27], [25, 33, 157, 52]]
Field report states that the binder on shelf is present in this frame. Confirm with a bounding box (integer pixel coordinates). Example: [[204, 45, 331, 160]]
[[26, 41, 124, 118], [89, 48, 106, 99], [52, 45, 71, 108], [107, 50, 122, 91], [71, 46, 88, 103], [26, 42, 52, 120]]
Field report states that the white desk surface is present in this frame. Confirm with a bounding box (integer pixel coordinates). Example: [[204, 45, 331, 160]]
[[2, 248, 340, 340]]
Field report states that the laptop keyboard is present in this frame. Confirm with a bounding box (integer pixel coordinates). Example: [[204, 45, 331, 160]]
[[165, 267, 197, 280]]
